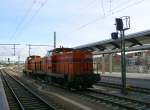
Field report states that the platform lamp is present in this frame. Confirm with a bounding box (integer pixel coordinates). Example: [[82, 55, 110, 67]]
[[111, 16, 130, 94]]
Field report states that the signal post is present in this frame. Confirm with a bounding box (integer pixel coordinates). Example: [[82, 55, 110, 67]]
[[111, 16, 130, 94]]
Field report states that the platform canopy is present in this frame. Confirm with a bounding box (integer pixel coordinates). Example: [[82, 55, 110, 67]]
[[74, 29, 150, 55]]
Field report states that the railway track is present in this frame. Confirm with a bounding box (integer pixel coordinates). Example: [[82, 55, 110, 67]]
[[1, 70, 62, 110], [96, 82, 150, 94], [76, 89, 150, 110], [4, 69, 150, 110], [1, 73, 23, 110], [47, 79, 150, 109]]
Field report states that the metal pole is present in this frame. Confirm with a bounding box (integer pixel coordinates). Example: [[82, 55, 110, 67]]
[[18, 56, 20, 72], [8, 58, 10, 65], [13, 44, 16, 56], [121, 30, 127, 94], [29, 44, 31, 56], [54, 32, 56, 49]]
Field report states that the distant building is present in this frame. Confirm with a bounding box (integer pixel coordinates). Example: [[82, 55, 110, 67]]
[[93, 50, 150, 73]]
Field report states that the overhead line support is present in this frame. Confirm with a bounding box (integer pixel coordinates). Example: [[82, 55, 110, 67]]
[[0, 44, 20, 56]]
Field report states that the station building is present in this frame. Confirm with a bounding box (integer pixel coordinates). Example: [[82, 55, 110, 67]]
[[93, 50, 150, 74]]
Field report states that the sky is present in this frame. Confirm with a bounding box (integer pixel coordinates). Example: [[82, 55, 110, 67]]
[[0, 0, 150, 61]]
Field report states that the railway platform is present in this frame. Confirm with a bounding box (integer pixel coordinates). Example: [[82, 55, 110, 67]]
[[100, 72, 150, 88], [0, 75, 9, 110], [101, 72, 150, 80]]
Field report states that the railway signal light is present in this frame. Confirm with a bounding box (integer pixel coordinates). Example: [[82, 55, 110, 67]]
[[111, 32, 118, 39], [116, 18, 123, 31]]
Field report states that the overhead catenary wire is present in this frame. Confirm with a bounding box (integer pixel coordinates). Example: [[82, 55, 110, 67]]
[[109, 0, 112, 13], [9, 0, 37, 41], [9, 0, 48, 41], [27, 43, 52, 56], [0, 44, 20, 56], [110, 0, 134, 14], [0, 45, 16, 56], [81, 0, 98, 11], [69, 0, 146, 33], [111, 0, 145, 14], [0, 46, 10, 56], [23, 0, 48, 27], [101, 0, 105, 16], [10, 0, 48, 41]]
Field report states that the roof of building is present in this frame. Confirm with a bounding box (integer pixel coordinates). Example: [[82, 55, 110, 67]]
[[74, 29, 150, 54]]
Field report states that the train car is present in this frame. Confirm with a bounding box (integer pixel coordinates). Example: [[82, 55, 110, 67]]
[[24, 57, 32, 71], [24, 47, 100, 89], [41, 56, 48, 73], [23, 55, 42, 75], [24, 56, 34, 73]]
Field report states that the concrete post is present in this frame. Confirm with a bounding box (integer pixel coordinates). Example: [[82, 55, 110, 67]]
[[102, 54, 105, 74], [109, 54, 112, 74]]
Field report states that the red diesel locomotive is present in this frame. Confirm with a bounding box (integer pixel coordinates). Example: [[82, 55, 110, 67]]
[[23, 47, 100, 89]]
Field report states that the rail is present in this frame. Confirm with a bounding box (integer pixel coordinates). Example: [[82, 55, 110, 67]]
[[1, 70, 57, 110], [76, 89, 150, 110], [96, 81, 150, 94]]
